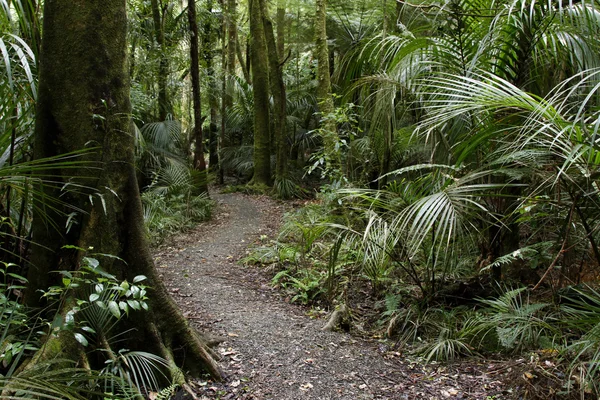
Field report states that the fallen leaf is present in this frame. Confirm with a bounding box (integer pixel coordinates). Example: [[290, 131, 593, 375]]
[[230, 380, 240, 387]]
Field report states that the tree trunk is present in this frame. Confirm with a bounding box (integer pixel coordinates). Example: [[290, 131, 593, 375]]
[[261, 0, 288, 185], [26, 0, 221, 379], [276, 0, 285, 59], [189, 0, 208, 193], [204, 0, 219, 173], [237, 37, 251, 84], [315, 0, 340, 175], [151, 0, 171, 120], [249, 0, 271, 187], [226, 0, 238, 103]]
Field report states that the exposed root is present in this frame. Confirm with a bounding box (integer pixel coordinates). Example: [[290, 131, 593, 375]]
[[322, 304, 349, 331]]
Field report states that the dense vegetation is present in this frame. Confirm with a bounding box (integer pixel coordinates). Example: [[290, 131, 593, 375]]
[[1, 0, 600, 398]]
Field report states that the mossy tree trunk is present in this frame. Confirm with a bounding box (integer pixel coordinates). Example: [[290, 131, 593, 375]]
[[25, 0, 221, 379], [188, 0, 208, 193], [249, 0, 271, 187], [151, 0, 171, 120], [276, 0, 285, 60], [261, 0, 287, 185], [218, 0, 238, 183], [204, 0, 219, 173], [315, 0, 340, 173], [226, 0, 237, 109]]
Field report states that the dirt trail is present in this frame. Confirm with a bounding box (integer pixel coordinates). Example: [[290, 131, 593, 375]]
[[156, 192, 509, 400]]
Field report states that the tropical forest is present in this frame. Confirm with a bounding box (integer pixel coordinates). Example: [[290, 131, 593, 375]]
[[1, 0, 600, 398]]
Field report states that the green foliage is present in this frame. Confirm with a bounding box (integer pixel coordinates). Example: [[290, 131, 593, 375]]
[[307, 101, 360, 183], [559, 286, 600, 396], [142, 190, 213, 244], [274, 177, 302, 200], [101, 350, 171, 397], [41, 254, 150, 349], [0, 262, 36, 376], [272, 268, 327, 305], [475, 287, 559, 352], [385, 304, 477, 362], [280, 204, 333, 258], [0, 254, 174, 399]]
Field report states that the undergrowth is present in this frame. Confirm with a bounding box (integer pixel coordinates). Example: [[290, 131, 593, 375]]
[[142, 191, 214, 245], [244, 192, 600, 398]]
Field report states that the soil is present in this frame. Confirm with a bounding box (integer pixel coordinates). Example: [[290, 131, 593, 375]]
[[155, 191, 545, 400]]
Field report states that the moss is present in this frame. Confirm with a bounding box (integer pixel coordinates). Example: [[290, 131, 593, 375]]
[[249, 0, 272, 187], [27, 0, 223, 383]]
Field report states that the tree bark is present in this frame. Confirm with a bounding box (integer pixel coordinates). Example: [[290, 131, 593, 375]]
[[276, 0, 285, 60], [249, 0, 271, 186], [204, 0, 219, 173], [315, 0, 340, 174], [26, 0, 221, 379], [151, 0, 171, 120], [261, 0, 288, 185], [189, 0, 208, 193], [237, 36, 251, 83], [226, 0, 238, 104]]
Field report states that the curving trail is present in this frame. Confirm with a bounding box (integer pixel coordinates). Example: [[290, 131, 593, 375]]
[[155, 192, 507, 400]]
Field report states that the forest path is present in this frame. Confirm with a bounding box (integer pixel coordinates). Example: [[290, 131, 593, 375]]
[[155, 192, 506, 400]]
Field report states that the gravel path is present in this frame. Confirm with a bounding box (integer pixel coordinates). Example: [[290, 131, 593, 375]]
[[155, 192, 511, 400]]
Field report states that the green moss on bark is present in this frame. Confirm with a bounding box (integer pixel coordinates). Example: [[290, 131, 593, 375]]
[[26, 0, 222, 381], [249, 0, 272, 187]]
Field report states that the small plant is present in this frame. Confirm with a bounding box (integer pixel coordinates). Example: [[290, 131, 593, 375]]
[[41, 253, 149, 348], [559, 286, 600, 397], [142, 190, 213, 244], [0, 262, 37, 376], [272, 268, 326, 305], [307, 100, 360, 183], [37, 252, 176, 398], [475, 287, 560, 352]]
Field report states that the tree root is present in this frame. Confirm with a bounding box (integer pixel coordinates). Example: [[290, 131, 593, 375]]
[[322, 304, 349, 331]]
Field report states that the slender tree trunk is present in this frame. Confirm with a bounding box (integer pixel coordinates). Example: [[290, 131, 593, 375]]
[[261, 0, 288, 185], [378, 1, 392, 189], [249, 0, 271, 186], [315, 0, 340, 175], [224, 0, 237, 148], [236, 37, 251, 83], [276, 0, 285, 59], [189, 0, 208, 193], [218, 0, 227, 184], [226, 0, 238, 98], [151, 0, 171, 120], [26, 0, 221, 378], [204, 0, 219, 172]]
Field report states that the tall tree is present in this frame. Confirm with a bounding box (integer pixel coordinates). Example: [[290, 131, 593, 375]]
[[219, 0, 238, 183], [261, 0, 288, 186], [26, 0, 220, 378], [315, 0, 340, 175], [151, 0, 171, 120], [249, 0, 271, 186], [204, 0, 219, 172], [188, 0, 208, 192], [276, 0, 285, 59]]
